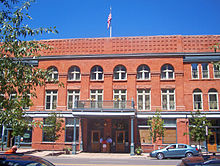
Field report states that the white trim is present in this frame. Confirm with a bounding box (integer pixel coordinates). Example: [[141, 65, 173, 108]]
[[201, 63, 210, 79]]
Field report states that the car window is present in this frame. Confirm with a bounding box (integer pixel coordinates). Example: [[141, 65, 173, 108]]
[[168, 145, 176, 149], [178, 145, 187, 148]]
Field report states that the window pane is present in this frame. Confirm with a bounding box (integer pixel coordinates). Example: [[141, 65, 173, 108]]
[[139, 129, 151, 144], [163, 128, 176, 144]]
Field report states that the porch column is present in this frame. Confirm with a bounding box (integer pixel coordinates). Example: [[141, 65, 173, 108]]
[[72, 117, 77, 155], [130, 117, 135, 156], [80, 118, 83, 151]]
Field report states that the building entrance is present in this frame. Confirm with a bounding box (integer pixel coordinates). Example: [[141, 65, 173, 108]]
[[208, 132, 217, 152], [115, 130, 125, 152], [91, 130, 101, 152]]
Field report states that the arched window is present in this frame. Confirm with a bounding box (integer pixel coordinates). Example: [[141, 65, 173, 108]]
[[208, 88, 218, 110], [48, 66, 58, 80], [113, 65, 127, 80], [137, 65, 150, 80], [193, 89, 203, 110], [161, 64, 174, 80], [90, 66, 103, 80], [68, 66, 80, 81]]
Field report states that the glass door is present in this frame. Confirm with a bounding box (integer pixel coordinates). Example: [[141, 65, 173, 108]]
[[91, 130, 100, 152], [208, 132, 217, 152], [116, 130, 125, 152]]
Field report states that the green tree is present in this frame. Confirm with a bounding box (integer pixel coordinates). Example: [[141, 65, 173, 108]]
[[148, 110, 165, 150], [43, 113, 64, 155], [0, 0, 58, 149], [188, 110, 212, 151]]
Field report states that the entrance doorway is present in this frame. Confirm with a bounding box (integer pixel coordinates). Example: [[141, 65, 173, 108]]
[[91, 130, 100, 152], [116, 130, 125, 152], [208, 132, 217, 152]]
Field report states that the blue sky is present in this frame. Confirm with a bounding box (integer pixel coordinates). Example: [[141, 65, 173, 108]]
[[27, 0, 220, 40]]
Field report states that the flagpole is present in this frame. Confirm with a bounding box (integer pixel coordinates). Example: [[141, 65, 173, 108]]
[[110, 25, 112, 38]]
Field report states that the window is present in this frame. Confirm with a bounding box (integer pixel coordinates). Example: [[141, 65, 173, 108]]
[[163, 119, 176, 144], [113, 89, 127, 109], [208, 89, 218, 110], [191, 63, 199, 79], [138, 119, 151, 144], [161, 64, 174, 80], [161, 89, 175, 110], [201, 63, 209, 79], [90, 89, 103, 108], [113, 65, 127, 80], [45, 90, 57, 110], [48, 66, 58, 80], [137, 65, 150, 80], [137, 89, 151, 110], [68, 66, 80, 81], [67, 90, 80, 109], [213, 65, 220, 78], [42, 118, 54, 142], [0, 94, 4, 109], [90, 66, 103, 81], [22, 93, 31, 110], [193, 89, 203, 110], [65, 118, 79, 142]]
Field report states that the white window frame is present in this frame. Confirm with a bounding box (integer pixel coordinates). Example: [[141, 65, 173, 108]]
[[161, 89, 176, 110], [113, 65, 127, 80], [137, 89, 151, 111], [161, 64, 174, 80], [113, 89, 127, 109], [201, 63, 209, 79], [191, 63, 199, 79], [208, 89, 219, 110], [67, 90, 80, 109], [48, 66, 59, 80], [137, 65, 150, 80], [90, 89, 103, 108], [90, 66, 103, 81], [193, 90, 203, 110], [68, 66, 81, 81], [213, 65, 220, 79], [45, 90, 58, 110], [22, 93, 31, 110]]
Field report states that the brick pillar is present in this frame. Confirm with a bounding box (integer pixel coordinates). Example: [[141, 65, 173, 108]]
[[151, 72, 161, 111], [177, 118, 189, 144], [32, 118, 43, 150], [57, 72, 68, 111]]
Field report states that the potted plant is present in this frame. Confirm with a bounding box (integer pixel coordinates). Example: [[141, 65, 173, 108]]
[[135, 146, 143, 155], [63, 146, 72, 154]]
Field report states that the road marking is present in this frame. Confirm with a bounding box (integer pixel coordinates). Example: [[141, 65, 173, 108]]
[[54, 163, 176, 166]]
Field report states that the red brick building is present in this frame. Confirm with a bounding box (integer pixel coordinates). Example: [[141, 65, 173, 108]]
[[3, 35, 220, 155]]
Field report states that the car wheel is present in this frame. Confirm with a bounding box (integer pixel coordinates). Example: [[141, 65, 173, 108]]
[[156, 153, 164, 160], [185, 152, 193, 157]]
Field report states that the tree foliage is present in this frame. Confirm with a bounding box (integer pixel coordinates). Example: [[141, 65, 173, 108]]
[[148, 110, 165, 143], [188, 110, 212, 149], [0, 0, 58, 137]]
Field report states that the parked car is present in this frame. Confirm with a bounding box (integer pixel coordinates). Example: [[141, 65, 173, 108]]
[[150, 144, 199, 160], [178, 154, 220, 166], [0, 153, 55, 166]]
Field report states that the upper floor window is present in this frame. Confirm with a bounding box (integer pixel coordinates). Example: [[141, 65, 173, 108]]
[[68, 66, 80, 81], [161, 64, 174, 80], [137, 65, 150, 80], [48, 66, 58, 81], [45, 90, 57, 110], [90, 66, 103, 81], [201, 63, 209, 79], [113, 65, 127, 80], [67, 90, 80, 109], [191, 63, 199, 79], [113, 89, 127, 109], [208, 88, 219, 110], [193, 89, 203, 110], [137, 89, 151, 110], [90, 89, 103, 108], [22, 93, 31, 110], [161, 89, 175, 110], [213, 65, 220, 79]]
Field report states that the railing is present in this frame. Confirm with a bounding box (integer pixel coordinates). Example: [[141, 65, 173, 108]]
[[73, 100, 135, 110]]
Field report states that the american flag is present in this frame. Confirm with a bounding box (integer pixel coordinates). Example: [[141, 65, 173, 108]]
[[107, 11, 112, 29]]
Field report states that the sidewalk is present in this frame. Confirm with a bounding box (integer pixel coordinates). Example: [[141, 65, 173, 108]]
[[1, 148, 150, 159]]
